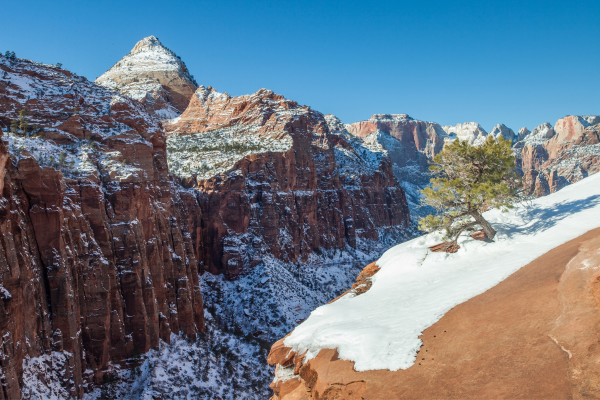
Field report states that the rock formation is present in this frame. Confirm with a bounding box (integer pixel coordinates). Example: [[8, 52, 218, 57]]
[[516, 116, 600, 196], [441, 121, 488, 145], [96, 36, 198, 119], [0, 54, 204, 398], [0, 51, 411, 397], [344, 114, 448, 218], [164, 88, 410, 278], [517, 126, 530, 142], [489, 123, 516, 142], [268, 228, 600, 399]]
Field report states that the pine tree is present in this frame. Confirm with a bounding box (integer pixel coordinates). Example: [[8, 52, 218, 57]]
[[10, 109, 31, 135], [419, 136, 522, 243]]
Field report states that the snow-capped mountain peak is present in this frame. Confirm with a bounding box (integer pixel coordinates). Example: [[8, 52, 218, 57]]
[[95, 35, 198, 118]]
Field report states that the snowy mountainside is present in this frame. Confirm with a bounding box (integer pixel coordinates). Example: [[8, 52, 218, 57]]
[[441, 121, 488, 145], [0, 55, 160, 181], [79, 314, 273, 400], [324, 114, 388, 186], [166, 124, 293, 181], [280, 170, 600, 373], [96, 36, 197, 118]]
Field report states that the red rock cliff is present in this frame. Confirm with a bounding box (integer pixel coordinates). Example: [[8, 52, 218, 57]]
[[517, 116, 600, 196], [0, 56, 204, 398], [164, 88, 411, 278]]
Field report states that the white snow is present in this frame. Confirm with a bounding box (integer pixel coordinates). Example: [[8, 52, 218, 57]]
[[0, 284, 11, 300], [166, 125, 293, 180], [442, 122, 488, 145], [284, 172, 600, 371], [325, 115, 387, 185]]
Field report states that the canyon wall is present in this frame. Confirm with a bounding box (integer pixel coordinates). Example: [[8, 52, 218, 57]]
[[0, 55, 204, 399], [516, 116, 600, 196], [0, 51, 411, 397], [164, 88, 410, 278]]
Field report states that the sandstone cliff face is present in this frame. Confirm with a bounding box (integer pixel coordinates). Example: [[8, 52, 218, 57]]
[[0, 55, 204, 398], [345, 114, 447, 187], [268, 229, 600, 399], [96, 36, 198, 119], [164, 89, 410, 278], [516, 116, 600, 196]]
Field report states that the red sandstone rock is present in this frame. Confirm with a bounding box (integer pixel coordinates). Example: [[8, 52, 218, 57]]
[[268, 228, 600, 399], [0, 56, 204, 398], [518, 116, 600, 197], [346, 114, 448, 185], [164, 87, 410, 278]]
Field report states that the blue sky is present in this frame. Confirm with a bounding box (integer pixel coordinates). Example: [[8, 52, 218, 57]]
[[3, 0, 599, 131]]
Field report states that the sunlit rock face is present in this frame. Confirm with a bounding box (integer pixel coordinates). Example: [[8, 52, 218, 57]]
[[164, 88, 411, 278], [96, 36, 198, 119], [515, 116, 600, 196]]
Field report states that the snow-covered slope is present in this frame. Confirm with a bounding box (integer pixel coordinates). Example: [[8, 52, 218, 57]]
[[282, 171, 600, 371], [96, 36, 197, 118]]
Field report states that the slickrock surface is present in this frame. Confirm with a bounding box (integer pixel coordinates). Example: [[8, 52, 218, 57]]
[[164, 88, 410, 278], [268, 228, 600, 399], [0, 55, 203, 398], [96, 36, 197, 119], [516, 115, 600, 196]]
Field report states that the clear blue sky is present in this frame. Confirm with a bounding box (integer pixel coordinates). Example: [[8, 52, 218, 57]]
[[3, 0, 599, 131]]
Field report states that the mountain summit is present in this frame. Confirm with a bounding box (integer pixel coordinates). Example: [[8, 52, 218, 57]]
[[96, 36, 197, 118]]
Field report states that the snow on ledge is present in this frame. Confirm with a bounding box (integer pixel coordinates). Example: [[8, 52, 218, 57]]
[[284, 171, 600, 371]]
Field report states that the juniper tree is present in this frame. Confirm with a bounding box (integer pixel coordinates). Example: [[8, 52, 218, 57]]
[[10, 109, 31, 135], [419, 135, 522, 243]]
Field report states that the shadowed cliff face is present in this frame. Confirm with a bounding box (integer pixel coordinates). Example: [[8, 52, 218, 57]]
[[164, 87, 411, 278], [0, 55, 204, 399]]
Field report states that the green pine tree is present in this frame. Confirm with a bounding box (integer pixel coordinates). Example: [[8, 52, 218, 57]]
[[419, 136, 523, 243]]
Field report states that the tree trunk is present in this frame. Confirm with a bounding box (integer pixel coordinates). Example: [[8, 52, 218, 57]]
[[471, 211, 496, 240]]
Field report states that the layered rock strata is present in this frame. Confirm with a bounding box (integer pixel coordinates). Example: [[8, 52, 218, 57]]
[[516, 116, 600, 196], [96, 36, 198, 119], [345, 114, 448, 187], [0, 55, 204, 398], [268, 228, 600, 399], [164, 88, 410, 278]]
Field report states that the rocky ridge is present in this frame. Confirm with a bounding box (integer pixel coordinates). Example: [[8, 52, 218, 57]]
[[163, 87, 410, 279], [515, 115, 600, 196], [0, 54, 204, 399], [95, 36, 198, 119]]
